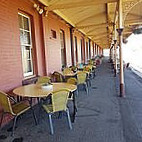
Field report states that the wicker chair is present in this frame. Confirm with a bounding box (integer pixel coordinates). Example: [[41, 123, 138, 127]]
[[36, 76, 51, 85], [51, 71, 64, 82], [77, 72, 88, 95], [42, 89, 72, 135], [67, 78, 78, 113], [0, 91, 37, 136], [63, 68, 72, 74]]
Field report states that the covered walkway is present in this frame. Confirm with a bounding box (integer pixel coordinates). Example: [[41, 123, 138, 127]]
[[1, 57, 142, 142], [119, 68, 142, 142], [0, 58, 124, 142]]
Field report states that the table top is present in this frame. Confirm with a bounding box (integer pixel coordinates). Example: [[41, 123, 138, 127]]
[[60, 71, 77, 77], [13, 83, 77, 98], [63, 72, 77, 77]]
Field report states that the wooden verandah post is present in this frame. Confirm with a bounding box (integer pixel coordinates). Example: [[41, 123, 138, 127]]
[[113, 22, 118, 77], [113, 39, 117, 77], [117, 0, 125, 97]]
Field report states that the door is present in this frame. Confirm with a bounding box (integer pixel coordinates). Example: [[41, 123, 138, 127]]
[[60, 30, 66, 68]]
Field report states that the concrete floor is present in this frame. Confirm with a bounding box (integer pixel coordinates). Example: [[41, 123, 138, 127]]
[[1, 57, 142, 142]]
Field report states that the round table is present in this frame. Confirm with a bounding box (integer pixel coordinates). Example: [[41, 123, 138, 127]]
[[13, 83, 77, 122], [13, 83, 77, 98]]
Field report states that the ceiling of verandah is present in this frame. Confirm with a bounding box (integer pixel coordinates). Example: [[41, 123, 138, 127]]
[[38, 0, 142, 48], [123, 0, 142, 41]]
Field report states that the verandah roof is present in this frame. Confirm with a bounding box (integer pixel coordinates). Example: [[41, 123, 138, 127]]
[[38, 0, 142, 48]]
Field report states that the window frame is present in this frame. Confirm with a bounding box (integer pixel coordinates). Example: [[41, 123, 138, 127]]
[[80, 39, 84, 62], [18, 12, 34, 77], [74, 36, 78, 64], [60, 29, 67, 67]]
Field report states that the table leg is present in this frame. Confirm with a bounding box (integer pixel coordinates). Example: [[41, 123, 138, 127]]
[[29, 98, 38, 125], [72, 91, 77, 123]]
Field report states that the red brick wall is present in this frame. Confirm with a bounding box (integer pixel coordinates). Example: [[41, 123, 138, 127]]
[[73, 30, 85, 65], [0, 0, 96, 126], [0, 0, 46, 92], [42, 12, 72, 74]]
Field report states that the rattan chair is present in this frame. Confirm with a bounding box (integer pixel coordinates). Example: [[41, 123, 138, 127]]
[[83, 65, 94, 86], [67, 78, 78, 112], [42, 89, 72, 135], [51, 71, 64, 82], [88, 59, 94, 65], [36, 76, 51, 85], [0, 91, 37, 136], [63, 68, 72, 74], [77, 72, 88, 95]]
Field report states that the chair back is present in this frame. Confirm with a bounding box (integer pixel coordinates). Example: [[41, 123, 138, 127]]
[[0, 91, 13, 114], [77, 72, 87, 84], [51, 72, 63, 82], [87, 65, 93, 70], [88, 60, 94, 65], [67, 78, 77, 85], [83, 65, 92, 72], [52, 89, 69, 112], [71, 66, 77, 72], [63, 68, 72, 74], [36, 76, 51, 84]]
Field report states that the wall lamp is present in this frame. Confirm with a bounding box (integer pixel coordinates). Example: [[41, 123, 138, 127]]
[[34, 3, 48, 16]]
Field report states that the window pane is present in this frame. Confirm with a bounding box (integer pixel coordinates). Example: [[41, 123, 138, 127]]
[[23, 31, 31, 45], [22, 46, 32, 73], [60, 30, 66, 67], [61, 49, 65, 66], [18, 15, 23, 29], [27, 60, 32, 72], [22, 46, 29, 59], [23, 60, 32, 73], [60, 31, 64, 49], [23, 17, 29, 31], [20, 30, 24, 44], [25, 46, 31, 59]]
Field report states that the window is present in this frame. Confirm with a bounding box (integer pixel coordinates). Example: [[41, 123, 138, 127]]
[[86, 42, 88, 59], [88, 40, 91, 59], [81, 39, 83, 61], [60, 30, 66, 68], [74, 36, 78, 64], [18, 13, 34, 77], [51, 30, 57, 39]]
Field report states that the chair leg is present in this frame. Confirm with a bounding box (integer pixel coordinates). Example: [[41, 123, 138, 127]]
[[31, 107, 38, 125], [12, 116, 18, 136], [93, 70, 96, 79], [85, 83, 88, 95], [58, 111, 63, 119], [48, 114, 54, 135], [66, 108, 72, 130], [72, 92, 77, 113], [0, 112, 4, 128], [89, 79, 91, 86], [76, 89, 79, 97]]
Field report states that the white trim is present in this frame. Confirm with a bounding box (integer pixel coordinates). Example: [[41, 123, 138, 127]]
[[18, 12, 34, 77]]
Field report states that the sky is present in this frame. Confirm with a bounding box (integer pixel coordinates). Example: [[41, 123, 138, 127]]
[[123, 33, 142, 72]]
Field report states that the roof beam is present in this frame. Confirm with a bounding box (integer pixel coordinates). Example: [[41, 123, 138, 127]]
[[86, 27, 107, 35], [38, 0, 49, 6], [125, 22, 142, 27], [125, 18, 142, 24], [128, 13, 142, 19], [91, 34, 109, 40], [89, 33, 108, 38], [47, 0, 117, 10], [76, 23, 107, 29], [76, 12, 106, 25], [106, 3, 110, 46]]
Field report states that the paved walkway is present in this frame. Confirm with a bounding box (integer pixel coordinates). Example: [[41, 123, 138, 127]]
[[1, 57, 142, 142], [119, 68, 142, 142]]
